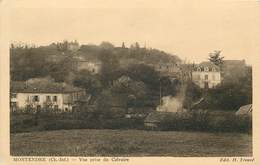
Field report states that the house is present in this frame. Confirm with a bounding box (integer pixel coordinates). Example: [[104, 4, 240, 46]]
[[73, 58, 102, 74], [151, 62, 180, 77], [10, 81, 86, 111], [144, 112, 170, 128], [235, 104, 252, 116], [77, 60, 101, 74], [192, 62, 221, 88], [67, 40, 80, 51]]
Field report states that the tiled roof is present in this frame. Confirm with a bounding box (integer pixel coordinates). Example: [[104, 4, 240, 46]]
[[194, 62, 220, 71], [11, 81, 84, 93], [236, 104, 252, 115]]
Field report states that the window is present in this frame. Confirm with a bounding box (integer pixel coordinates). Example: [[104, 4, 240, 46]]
[[54, 105, 58, 109], [11, 102, 17, 107], [205, 75, 208, 80], [197, 67, 201, 72], [53, 96, 57, 102], [33, 95, 39, 102], [11, 102, 17, 112], [11, 93, 17, 98], [46, 96, 51, 101], [204, 67, 209, 72]]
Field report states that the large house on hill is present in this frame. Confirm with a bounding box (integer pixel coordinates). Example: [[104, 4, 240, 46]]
[[192, 62, 221, 88], [155, 62, 180, 75], [72, 56, 102, 74], [10, 81, 86, 111]]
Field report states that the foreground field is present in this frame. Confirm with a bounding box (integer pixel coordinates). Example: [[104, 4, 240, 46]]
[[11, 129, 252, 156]]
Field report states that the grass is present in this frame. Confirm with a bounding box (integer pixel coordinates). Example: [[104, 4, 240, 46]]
[[10, 129, 252, 157]]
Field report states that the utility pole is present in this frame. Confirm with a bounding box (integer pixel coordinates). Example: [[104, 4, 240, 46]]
[[159, 79, 162, 106]]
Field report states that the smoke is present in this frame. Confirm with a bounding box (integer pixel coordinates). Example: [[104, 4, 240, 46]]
[[157, 84, 187, 113], [156, 96, 183, 112]]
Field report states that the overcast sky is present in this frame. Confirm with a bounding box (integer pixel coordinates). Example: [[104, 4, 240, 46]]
[[8, 0, 260, 64]]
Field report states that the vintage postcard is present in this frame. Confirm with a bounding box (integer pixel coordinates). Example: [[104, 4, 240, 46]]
[[0, 0, 259, 164]]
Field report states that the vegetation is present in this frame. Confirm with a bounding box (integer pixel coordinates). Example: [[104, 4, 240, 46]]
[[11, 109, 251, 134], [208, 50, 224, 66], [10, 129, 252, 156], [10, 41, 180, 114], [10, 41, 180, 82], [158, 111, 251, 133], [10, 42, 252, 133]]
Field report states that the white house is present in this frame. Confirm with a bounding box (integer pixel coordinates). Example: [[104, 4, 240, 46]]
[[10, 81, 86, 111], [73, 58, 102, 74], [192, 62, 221, 88], [78, 61, 102, 74]]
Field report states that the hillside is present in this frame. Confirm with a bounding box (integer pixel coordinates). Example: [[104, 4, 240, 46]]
[[10, 41, 181, 82]]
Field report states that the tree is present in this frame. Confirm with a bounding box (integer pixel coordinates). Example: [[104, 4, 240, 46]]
[[100, 41, 114, 50], [73, 70, 102, 96], [122, 42, 126, 48], [111, 76, 146, 107], [205, 65, 252, 110], [122, 64, 160, 90], [135, 42, 140, 49], [57, 40, 69, 53], [99, 49, 120, 86], [208, 50, 224, 66]]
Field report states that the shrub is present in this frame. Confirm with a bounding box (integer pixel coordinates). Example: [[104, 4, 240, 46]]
[[10, 109, 251, 133], [157, 111, 252, 133]]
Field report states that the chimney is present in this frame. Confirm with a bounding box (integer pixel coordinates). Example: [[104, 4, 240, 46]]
[[25, 81, 28, 89]]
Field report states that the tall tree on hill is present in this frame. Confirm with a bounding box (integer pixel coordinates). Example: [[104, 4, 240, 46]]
[[100, 41, 114, 50], [99, 49, 120, 86], [122, 42, 126, 48], [208, 50, 224, 66], [57, 40, 69, 53]]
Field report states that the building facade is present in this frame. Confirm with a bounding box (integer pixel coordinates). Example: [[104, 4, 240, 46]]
[[192, 62, 221, 88], [10, 81, 86, 111], [76, 60, 102, 74]]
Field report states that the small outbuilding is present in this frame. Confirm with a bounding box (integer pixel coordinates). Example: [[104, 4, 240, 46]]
[[235, 104, 252, 116], [144, 112, 172, 129]]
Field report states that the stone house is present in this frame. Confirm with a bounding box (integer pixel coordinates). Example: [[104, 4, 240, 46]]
[[192, 62, 221, 88], [10, 81, 86, 111]]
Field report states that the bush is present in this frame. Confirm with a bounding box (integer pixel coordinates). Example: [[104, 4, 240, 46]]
[[10, 109, 144, 133], [10, 109, 251, 133], [157, 111, 252, 133]]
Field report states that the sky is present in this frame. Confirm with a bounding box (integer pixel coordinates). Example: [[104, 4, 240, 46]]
[[7, 0, 260, 64]]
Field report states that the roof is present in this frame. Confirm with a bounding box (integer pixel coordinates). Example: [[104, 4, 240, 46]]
[[194, 62, 220, 71], [236, 104, 252, 115], [11, 81, 84, 94]]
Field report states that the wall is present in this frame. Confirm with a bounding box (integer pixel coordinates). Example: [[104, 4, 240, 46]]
[[12, 90, 86, 111], [15, 93, 64, 109], [192, 71, 221, 88], [77, 61, 101, 74]]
